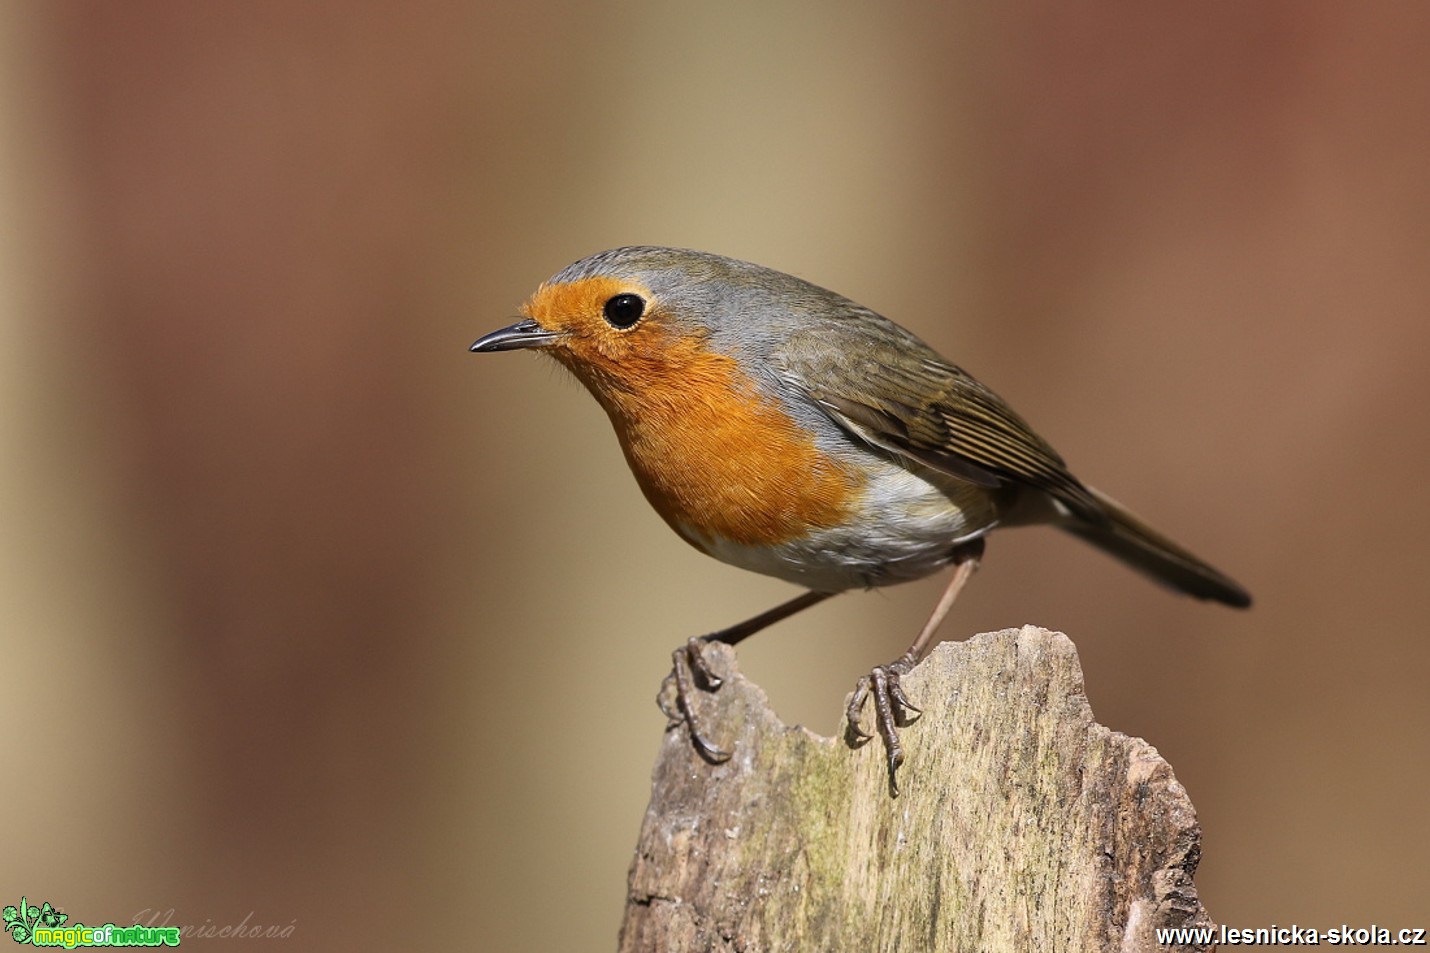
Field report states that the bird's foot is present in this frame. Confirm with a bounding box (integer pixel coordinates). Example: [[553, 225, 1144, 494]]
[[657, 636, 732, 763], [845, 657, 922, 794]]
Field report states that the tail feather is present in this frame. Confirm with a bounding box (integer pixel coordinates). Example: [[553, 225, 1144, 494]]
[[1059, 486, 1252, 608]]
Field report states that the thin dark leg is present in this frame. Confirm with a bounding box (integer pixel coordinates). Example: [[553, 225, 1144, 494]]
[[847, 540, 984, 793], [658, 589, 835, 762]]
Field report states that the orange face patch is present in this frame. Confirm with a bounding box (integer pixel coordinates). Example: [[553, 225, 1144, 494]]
[[524, 277, 862, 548], [522, 276, 659, 373]]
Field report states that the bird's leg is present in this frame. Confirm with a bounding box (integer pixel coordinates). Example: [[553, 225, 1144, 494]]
[[658, 589, 834, 762], [847, 539, 985, 791]]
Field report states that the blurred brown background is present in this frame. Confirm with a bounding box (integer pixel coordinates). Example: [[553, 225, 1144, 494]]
[[2, 2, 1427, 949]]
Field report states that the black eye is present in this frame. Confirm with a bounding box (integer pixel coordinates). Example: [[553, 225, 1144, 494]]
[[603, 293, 645, 329]]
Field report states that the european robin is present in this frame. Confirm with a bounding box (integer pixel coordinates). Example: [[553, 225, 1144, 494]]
[[472, 246, 1250, 786]]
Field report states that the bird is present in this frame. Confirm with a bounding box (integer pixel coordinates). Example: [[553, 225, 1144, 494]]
[[471, 246, 1250, 786]]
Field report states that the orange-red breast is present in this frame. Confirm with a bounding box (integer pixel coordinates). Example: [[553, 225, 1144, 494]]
[[472, 246, 1250, 785]]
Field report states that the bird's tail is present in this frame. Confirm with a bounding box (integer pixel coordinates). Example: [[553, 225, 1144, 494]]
[[1060, 486, 1252, 608]]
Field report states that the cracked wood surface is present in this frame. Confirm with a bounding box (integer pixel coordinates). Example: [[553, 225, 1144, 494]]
[[619, 625, 1213, 953]]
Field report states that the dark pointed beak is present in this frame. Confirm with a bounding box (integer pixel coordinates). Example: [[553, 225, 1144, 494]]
[[470, 318, 560, 353]]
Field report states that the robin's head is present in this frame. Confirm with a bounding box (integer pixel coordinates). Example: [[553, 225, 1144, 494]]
[[471, 246, 837, 398]]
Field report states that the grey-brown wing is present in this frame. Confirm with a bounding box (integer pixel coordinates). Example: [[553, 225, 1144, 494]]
[[778, 316, 1105, 522]]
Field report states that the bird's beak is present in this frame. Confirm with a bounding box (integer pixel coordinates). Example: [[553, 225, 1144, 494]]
[[470, 318, 560, 353]]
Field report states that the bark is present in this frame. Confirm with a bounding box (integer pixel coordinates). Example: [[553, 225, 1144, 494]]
[[620, 625, 1212, 953]]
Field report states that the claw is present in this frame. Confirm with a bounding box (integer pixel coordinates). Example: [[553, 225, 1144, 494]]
[[845, 677, 874, 742], [870, 668, 904, 770], [847, 661, 922, 794], [668, 640, 732, 763], [688, 727, 732, 763], [656, 671, 681, 725], [888, 675, 921, 726], [685, 635, 723, 690]]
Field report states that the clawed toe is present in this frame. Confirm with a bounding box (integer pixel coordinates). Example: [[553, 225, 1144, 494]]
[[683, 635, 723, 690], [887, 674, 921, 724], [846, 661, 921, 791], [656, 670, 682, 725], [666, 638, 732, 763], [844, 678, 874, 743]]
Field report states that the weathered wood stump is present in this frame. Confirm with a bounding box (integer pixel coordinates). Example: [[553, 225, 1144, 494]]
[[620, 625, 1212, 952]]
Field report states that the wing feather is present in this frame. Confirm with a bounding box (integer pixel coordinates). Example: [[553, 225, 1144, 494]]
[[777, 312, 1106, 522]]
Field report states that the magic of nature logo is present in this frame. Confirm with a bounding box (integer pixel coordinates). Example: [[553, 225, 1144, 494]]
[[4, 898, 179, 948]]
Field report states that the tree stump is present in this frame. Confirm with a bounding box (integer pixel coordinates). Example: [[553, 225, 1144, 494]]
[[620, 625, 1212, 952]]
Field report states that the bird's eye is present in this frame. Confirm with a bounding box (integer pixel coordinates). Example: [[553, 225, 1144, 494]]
[[603, 293, 645, 329]]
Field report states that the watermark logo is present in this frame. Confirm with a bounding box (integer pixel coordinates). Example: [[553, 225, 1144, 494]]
[[3, 898, 178, 948], [2, 898, 62, 945]]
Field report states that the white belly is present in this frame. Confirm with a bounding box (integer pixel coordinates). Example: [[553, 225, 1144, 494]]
[[685, 459, 997, 592]]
